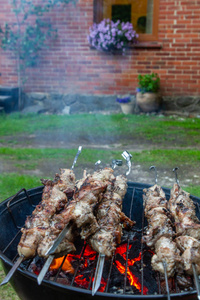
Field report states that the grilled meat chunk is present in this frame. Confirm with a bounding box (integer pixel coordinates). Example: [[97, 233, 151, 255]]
[[73, 167, 115, 239], [37, 222, 77, 258], [18, 169, 76, 258], [143, 184, 168, 218], [175, 234, 200, 275], [143, 208, 174, 248], [151, 237, 180, 278], [169, 183, 200, 239], [89, 175, 135, 257]]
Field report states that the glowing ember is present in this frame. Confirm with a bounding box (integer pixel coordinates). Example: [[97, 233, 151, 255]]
[[48, 242, 148, 294], [114, 243, 148, 294], [84, 245, 96, 258], [74, 275, 89, 289]]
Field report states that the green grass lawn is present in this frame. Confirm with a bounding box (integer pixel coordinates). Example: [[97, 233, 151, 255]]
[[0, 112, 200, 146]]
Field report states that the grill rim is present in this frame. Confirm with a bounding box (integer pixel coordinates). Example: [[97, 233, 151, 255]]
[[0, 183, 199, 299]]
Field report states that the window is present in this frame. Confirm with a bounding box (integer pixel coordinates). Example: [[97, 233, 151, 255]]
[[93, 0, 160, 42]]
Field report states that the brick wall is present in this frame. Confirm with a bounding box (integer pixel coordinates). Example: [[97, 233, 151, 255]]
[[0, 0, 200, 97]]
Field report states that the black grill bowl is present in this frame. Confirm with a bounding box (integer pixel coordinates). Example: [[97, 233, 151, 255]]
[[0, 183, 199, 300]]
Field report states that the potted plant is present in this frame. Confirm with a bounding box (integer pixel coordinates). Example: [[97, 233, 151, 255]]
[[116, 96, 135, 114], [88, 19, 138, 54], [136, 73, 161, 112]]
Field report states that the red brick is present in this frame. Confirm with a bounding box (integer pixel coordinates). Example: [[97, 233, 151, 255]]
[[0, 0, 200, 96]]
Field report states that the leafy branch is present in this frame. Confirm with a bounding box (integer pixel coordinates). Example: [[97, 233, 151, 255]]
[[0, 0, 76, 109]]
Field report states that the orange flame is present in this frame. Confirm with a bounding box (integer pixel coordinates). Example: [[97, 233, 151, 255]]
[[49, 245, 96, 273], [50, 256, 75, 274]]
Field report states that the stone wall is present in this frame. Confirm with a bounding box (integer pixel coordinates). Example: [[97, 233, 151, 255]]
[[21, 92, 200, 116], [22, 92, 124, 114], [162, 96, 200, 116]]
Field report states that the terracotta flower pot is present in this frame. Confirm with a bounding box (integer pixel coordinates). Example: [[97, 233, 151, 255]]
[[136, 92, 161, 112], [120, 102, 135, 114]]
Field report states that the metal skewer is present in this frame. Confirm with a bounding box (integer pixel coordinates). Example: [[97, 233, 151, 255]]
[[173, 168, 200, 300], [92, 154, 127, 296], [172, 167, 200, 299], [37, 255, 54, 285], [44, 224, 71, 258], [0, 255, 24, 286], [92, 254, 105, 296], [163, 260, 170, 300], [192, 263, 200, 300], [37, 146, 82, 285], [92, 159, 123, 295], [149, 166, 170, 299]]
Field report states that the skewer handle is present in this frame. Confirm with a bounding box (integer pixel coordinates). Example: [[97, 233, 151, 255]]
[[71, 146, 82, 170], [121, 151, 132, 175], [149, 166, 158, 184], [111, 159, 123, 169], [173, 167, 179, 185]]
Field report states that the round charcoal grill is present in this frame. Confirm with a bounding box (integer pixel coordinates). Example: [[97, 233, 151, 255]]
[[0, 182, 199, 300]]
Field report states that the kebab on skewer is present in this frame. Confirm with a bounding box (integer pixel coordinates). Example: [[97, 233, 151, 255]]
[[18, 146, 82, 260], [142, 183, 180, 278], [91, 152, 134, 296], [37, 167, 116, 258], [18, 168, 76, 259], [169, 182, 200, 276], [89, 174, 135, 258]]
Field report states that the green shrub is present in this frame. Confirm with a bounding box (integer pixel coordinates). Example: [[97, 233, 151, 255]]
[[137, 73, 160, 93]]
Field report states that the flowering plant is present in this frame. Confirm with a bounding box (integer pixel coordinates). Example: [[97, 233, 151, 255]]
[[137, 73, 160, 93], [88, 19, 138, 53], [116, 96, 131, 103]]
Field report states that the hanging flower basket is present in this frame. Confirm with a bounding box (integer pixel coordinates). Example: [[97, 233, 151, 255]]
[[88, 19, 138, 54]]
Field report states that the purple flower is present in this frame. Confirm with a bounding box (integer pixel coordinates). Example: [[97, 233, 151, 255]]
[[116, 97, 131, 103], [88, 19, 138, 53]]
